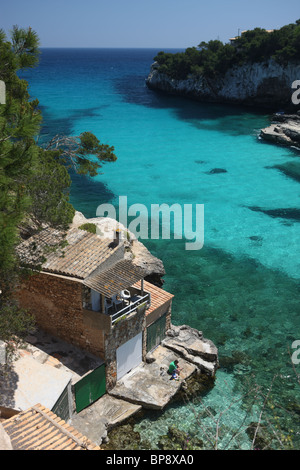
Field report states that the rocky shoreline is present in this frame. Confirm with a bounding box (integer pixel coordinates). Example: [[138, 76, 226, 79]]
[[260, 111, 300, 148]]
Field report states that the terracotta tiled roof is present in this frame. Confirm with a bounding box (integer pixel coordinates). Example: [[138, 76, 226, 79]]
[[133, 280, 174, 315], [17, 227, 122, 279], [83, 259, 145, 297], [2, 404, 100, 450]]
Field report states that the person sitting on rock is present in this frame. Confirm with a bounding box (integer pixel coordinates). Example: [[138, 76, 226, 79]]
[[168, 359, 181, 377]]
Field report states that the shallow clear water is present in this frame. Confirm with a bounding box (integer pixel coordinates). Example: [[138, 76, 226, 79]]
[[22, 48, 300, 449]]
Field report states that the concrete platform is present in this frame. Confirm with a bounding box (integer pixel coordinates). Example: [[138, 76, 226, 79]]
[[0, 353, 72, 412], [71, 325, 218, 445], [109, 345, 196, 410], [71, 394, 142, 445], [70, 345, 197, 445]]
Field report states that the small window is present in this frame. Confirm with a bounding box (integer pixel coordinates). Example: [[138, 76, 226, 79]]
[[91, 289, 101, 312]]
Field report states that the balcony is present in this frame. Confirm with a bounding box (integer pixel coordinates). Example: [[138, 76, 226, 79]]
[[109, 288, 151, 325], [82, 259, 151, 329], [83, 286, 151, 331]]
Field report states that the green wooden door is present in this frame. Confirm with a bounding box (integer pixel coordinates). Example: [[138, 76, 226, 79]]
[[74, 364, 106, 413], [147, 313, 166, 353]]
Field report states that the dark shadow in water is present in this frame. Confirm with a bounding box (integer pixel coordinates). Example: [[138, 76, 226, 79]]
[[247, 205, 300, 222], [69, 170, 115, 219], [38, 105, 104, 142], [143, 236, 300, 372], [266, 160, 300, 184], [114, 73, 271, 135], [188, 111, 268, 136]]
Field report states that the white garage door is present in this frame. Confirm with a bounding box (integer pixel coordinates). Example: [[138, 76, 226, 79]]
[[116, 332, 143, 380]]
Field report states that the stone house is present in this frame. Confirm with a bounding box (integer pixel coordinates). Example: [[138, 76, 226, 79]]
[[16, 226, 174, 403]]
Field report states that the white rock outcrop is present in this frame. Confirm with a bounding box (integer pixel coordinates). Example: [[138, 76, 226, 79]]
[[260, 113, 300, 147]]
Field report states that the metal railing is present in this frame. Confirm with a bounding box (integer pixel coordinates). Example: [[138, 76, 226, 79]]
[[111, 292, 151, 325]]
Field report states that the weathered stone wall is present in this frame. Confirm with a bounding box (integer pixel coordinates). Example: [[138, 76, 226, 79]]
[[165, 303, 172, 331], [104, 305, 146, 391], [17, 272, 105, 358]]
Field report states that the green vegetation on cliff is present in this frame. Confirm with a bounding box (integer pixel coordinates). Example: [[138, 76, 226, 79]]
[[154, 20, 300, 80]]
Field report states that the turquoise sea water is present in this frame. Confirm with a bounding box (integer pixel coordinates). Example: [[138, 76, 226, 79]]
[[22, 48, 300, 449]]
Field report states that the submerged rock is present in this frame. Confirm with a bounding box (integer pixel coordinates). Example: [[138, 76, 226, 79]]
[[246, 422, 273, 450], [101, 422, 151, 450], [158, 426, 203, 450], [176, 372, 215, 401], [249, 235, 263, 242], [205, 168, 228, 174]]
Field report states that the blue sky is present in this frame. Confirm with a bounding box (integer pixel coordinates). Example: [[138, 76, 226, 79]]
[[2, 0, 300, 48]]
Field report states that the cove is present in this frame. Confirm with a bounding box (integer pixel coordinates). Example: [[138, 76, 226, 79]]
[[21, 48, 300, 449]]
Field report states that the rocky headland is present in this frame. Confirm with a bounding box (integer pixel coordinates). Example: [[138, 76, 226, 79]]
[[146, 60, 300, 109], [146, 59, 300, 155]]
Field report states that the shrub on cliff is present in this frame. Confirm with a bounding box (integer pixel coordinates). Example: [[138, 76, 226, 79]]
[[153, 20, 300, 80]]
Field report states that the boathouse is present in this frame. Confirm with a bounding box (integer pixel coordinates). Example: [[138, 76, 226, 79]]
[[16, 226, 174, 411]]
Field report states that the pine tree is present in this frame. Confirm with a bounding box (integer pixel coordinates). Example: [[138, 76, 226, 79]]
[[0, 26, 41, 344], [0, 26, 41, 277]]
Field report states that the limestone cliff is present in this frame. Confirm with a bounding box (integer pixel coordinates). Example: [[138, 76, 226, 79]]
[[146, 60, 300, 109]]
